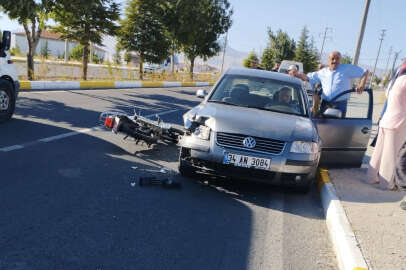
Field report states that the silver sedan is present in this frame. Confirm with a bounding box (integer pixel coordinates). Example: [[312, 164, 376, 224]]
[[178, 68, 373, 191]]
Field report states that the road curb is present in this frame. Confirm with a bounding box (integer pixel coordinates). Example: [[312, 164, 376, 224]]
[[317, 168, 369, 270], [19, 80, 215, 90]]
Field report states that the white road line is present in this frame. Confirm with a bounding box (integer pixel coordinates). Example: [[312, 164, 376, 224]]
[[38, 128, 93, 143], [0, 109, 179, 153], [0, 145, 24, 152]]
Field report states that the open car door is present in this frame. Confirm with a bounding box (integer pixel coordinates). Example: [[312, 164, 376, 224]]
[[313, 89, 373, 167]]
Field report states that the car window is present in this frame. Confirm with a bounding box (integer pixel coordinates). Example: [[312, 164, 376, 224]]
[[345, 91, 370, 119], [209, 75, 307, 116]]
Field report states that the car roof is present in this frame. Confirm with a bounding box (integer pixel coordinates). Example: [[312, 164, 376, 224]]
[[224, 67, 303, 86]]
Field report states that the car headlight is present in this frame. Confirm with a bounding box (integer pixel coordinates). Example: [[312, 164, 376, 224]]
[[193, 125, 211, 140], [290, 141, 319, 154]]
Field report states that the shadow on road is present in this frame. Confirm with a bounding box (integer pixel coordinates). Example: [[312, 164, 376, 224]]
[[0, 119, 254, 270]]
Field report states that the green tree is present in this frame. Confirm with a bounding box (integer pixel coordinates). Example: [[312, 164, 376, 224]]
[[40, 40, 51, 59], [261, 28, 296, 70], [154, 1, 180, 74], [52, 0, 119, 80], [113, 44, 121, 65], [242, 51, 259, 68], [0, 0, 54, 80], [161, 0, 232, 80], [373, 75, 381, 86], [294, 26, 319, 73], [341, 53, 353, 64], [118, 0, 171, 80], [123, 51, 133, 65]]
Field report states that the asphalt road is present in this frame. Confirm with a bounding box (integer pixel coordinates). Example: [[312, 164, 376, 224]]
[[0, 87, 337, 270]]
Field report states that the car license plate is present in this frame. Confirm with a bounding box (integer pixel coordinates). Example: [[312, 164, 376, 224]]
[[223, 153, 271, 170]]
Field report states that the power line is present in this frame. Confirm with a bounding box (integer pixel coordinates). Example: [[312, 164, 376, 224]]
[[369, 29, 386, 87]]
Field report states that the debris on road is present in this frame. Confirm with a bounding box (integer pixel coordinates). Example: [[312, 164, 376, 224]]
[[138, 176, 182, 189]]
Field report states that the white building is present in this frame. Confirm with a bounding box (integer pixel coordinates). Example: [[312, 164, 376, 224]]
[[11, 31, 106, 60]]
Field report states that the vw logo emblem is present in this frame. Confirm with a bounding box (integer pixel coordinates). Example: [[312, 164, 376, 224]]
[[243, 137, 256, 149]]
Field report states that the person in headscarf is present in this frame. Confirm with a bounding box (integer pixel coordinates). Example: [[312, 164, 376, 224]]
[[396, 140, 406, 210], [367, 60, 406, 194], [370, 66, 402, 147]]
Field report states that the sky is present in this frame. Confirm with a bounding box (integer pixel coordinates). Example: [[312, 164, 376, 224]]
[[1, 0, 404, 70], [226, 0, 405, 69]]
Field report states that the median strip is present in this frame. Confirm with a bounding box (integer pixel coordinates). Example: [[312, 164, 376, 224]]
[[19, 80, 214, 90]]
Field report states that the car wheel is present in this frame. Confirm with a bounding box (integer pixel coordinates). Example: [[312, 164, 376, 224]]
[[294, 175, 315, 193], [0, 79, 15, 123], [178, 147, 196, 177]]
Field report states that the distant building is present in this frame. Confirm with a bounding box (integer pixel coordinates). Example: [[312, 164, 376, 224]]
[[11, 31, 106, 60]]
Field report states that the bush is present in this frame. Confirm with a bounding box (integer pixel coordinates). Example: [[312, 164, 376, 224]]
[[10, 46, 23, 57], [70, 45, 84, 60]]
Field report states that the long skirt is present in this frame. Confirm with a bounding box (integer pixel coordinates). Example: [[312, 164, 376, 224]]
[[368, 122, 406, 189]]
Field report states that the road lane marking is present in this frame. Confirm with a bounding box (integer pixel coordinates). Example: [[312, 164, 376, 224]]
[[0, 109, 179, 153], [0, 145, 24, 152]]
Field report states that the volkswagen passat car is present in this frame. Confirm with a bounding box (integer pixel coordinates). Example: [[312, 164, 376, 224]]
[[178, 68, 321, 190]]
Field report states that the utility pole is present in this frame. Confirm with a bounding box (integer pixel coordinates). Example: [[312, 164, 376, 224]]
[[384, 46, 393, 76], [220, 32, 228, 74], [319, 27, 332, 61], [369, 29, 386, 87], [390, 50, 402, 76], [353, 0, 371, 65]]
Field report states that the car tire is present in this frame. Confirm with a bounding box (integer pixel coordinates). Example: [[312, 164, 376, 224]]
[[0, 79, 15, 123], [178, 147, 196, 177], [294, 175, 315, 193], [178, 159, 196, 177]]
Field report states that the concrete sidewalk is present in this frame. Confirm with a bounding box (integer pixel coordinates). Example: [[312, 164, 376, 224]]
[[328, 89, 406, 270], [328, 168, 405, 270]]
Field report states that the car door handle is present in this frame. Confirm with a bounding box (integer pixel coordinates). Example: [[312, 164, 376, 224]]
[[361, 127, 370, 134]]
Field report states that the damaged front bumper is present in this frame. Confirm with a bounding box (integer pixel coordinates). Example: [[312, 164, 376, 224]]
[[178, 132, 319, 184]]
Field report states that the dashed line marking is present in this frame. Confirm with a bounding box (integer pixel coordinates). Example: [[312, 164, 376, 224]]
[[0, 109, 179, 153], [0, 145, 24, 152]]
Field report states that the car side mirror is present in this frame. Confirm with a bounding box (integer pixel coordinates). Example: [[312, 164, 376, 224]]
[[1, 31, 11, 52], [323, 108, 342, 119], [196, 89, 207, 98]]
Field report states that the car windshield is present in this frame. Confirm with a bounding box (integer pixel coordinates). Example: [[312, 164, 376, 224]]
[[208, 75, 308, 116]]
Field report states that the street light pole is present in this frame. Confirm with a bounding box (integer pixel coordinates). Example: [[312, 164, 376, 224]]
[[369, 29, 386, 88], [352, 0, 371, 65]]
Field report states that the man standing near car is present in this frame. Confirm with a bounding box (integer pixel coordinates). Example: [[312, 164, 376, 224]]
[[271, 61, 281, 72], [293, 51, 369, 117]]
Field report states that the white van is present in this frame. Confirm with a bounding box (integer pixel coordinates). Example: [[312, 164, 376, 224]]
[[0, 30, 20, 123], [278, 60, 303, 74]]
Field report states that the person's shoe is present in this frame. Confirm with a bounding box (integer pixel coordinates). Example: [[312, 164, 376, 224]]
[[400, 201, 406, 210]]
